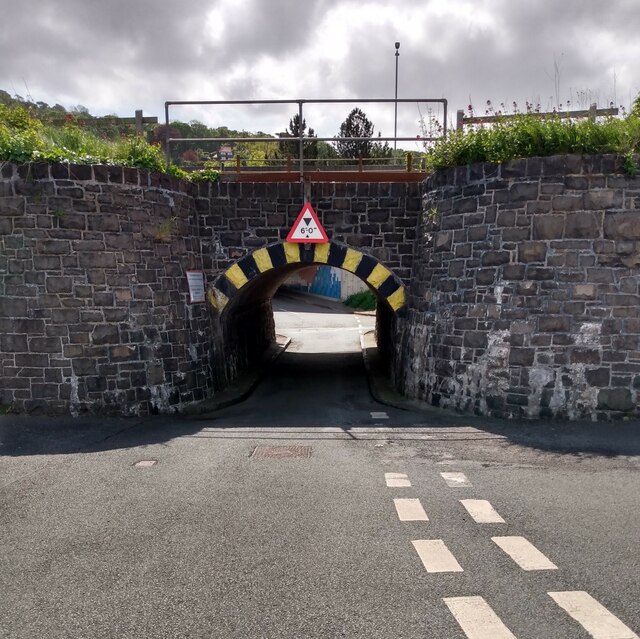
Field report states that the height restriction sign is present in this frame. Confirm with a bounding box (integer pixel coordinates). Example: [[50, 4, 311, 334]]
[[286, 202, 329, 243]]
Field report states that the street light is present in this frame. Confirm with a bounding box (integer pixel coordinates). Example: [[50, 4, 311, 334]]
[[394, 41, 400, 150]]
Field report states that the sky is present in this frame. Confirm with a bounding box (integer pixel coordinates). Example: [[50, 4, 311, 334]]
[[3, 0, 639, 147]]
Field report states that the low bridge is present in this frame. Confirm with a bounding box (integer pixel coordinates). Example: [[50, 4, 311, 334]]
[[0, 154, 639, 421]]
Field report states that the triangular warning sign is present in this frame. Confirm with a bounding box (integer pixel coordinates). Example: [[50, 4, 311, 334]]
[[286, 202, 329, 243]]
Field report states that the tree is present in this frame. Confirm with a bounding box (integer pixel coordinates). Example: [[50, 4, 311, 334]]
[[279, 113, 318, 159], [371, 133, 393, 161], [335, 108, 374, 158]]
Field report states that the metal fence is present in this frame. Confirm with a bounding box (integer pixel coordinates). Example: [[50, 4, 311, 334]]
[[164, 98, 447, 179]]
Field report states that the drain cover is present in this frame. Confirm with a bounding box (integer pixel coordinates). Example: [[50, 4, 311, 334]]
[[251, 446, 312, 459]]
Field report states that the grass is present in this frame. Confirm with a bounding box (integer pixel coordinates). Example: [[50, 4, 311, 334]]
[[344, 290, 377, 311], [0, 104, 219, 181], [427, 111, 640, 171]]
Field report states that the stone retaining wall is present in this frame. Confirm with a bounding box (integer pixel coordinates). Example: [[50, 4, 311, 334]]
[[396, 154, 640, 420], [0, 163, 217, 415]]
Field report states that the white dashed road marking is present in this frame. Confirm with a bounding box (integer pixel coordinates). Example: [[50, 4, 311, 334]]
[[440, 471, 472, 487], [411, 539, 463, 573], [394, 498, 429, 521], [444, 596, 517, 639], [548, 591, 639, 639], [460, 499, 505, 524], [492, 536, 558, 571], [370, 411, 389, 419], [385, 472, 411, 487]]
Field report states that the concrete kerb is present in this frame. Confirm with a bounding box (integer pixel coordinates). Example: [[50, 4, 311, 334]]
[[182, 335, 291, 418]]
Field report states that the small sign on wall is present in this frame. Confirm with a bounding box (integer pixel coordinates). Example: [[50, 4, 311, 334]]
[[186, 270, 206, 304]]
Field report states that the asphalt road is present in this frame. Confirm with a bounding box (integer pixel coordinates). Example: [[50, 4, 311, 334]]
[[1, 292, 639, 638]]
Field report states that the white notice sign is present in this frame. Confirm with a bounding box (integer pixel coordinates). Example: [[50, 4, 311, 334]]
[[186, 270, 206, 303]]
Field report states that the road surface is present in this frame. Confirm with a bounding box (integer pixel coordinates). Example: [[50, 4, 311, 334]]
[[1, 292, 639, 638]]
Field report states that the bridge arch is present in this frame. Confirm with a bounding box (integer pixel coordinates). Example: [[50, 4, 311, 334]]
[[208, 241, 406, 314]]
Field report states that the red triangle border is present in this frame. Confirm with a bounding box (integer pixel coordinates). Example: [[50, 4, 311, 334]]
[[286, 202, 329, 243]]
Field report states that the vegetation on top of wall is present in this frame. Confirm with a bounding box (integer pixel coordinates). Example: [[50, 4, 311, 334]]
[[427, 95, 640, 172], [0, 103, 220, 182]]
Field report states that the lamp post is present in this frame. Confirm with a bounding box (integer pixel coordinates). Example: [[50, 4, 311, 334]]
[[394, 41, 400, 150]]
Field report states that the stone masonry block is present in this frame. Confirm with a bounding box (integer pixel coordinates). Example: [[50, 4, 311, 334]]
[[39, 240, 70, 254], [509, 348, 535, 366], [92, 325, 120, 345], [584, 190, 622, 210], [79, 253, 117, 268], [573, 284, 596, 299], [518, 242, 547, 263], [509, 182, 539, 202], [46, 277, 73, 294], [533, 216, 564, 240], [29, 337, 62, 353], [552, 195, 584, 211], [1, 334, 28, 352], [604, 212, 640, 240], [565, 212, 602, 239], [0, 197, 25, 216], [538, 316, 571, 332], [598, 388, 634, 411], [463, 331, 487, 349], [481, 251, 510, 266]]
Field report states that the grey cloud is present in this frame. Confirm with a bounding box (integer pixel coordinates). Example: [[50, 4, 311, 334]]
[[1, 0, 638, 128], [3, 0, 216, 104]]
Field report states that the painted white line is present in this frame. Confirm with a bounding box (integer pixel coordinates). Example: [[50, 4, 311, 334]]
[[370, 411, 389, 419], [460, 499, 505, 524], [444, 596, 517, 639], [394, 498, 429, 521], [134, 460, 157, 468], [440, 471, 472, 487], [492, 536, 558, 571], [385, 472, 411, 488], [549, 591, 639, 639], [412, 539, 463, 573]]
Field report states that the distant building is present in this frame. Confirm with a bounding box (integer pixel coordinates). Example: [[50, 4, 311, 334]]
[[217, 145, 234, 161]]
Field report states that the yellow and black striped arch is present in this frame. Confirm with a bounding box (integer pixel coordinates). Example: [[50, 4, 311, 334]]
[[208, 241, 406, 313]]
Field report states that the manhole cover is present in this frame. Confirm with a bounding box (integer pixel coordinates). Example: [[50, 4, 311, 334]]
[[251, 446, 312, 459]]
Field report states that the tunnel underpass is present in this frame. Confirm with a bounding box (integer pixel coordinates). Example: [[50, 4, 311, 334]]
[[207, 242, 406, 410]]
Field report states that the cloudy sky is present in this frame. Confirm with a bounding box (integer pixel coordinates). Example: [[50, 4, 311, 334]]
[[3, 0, 639, 146]]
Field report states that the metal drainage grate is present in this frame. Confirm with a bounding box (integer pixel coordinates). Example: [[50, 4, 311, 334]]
[[134, 460, 157, 468], [251, 446, 312, 459]]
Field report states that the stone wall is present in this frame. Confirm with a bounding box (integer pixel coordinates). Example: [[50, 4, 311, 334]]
[[5, 156, 637, 421], [0, 163, 218, 415], [0, 166, 418, 415], [396, 154, 640, 420], [196, 181, 421, 286]]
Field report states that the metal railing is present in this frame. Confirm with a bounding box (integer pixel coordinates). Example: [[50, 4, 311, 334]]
[[164, 98, 447, 179]]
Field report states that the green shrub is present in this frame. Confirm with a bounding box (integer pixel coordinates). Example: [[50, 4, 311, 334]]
[[115, 135, 165, 171], [0, 104, 168, 172], [344, 289, 377, 311], [168, 162, 220, 183], [428, 112, 640, 170]]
